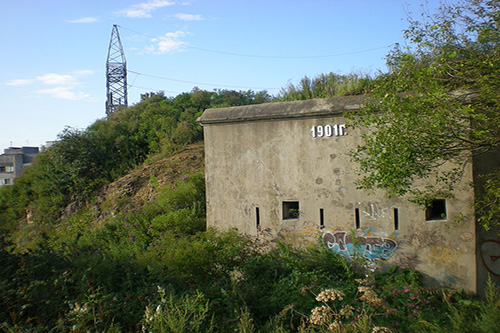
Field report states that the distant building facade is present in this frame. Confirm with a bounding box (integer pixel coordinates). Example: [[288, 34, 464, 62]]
[[0, 147, 39, 186], [198, 96, 500, 294]]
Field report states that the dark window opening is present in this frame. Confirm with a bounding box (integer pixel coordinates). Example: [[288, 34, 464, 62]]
[[320, 208, 325, 228], [394, 208, 399, 230], [283, 201, 300, 220], [355, 208, 360, 229], [425, 199, 447, 221], [256, 207, 261, 229]]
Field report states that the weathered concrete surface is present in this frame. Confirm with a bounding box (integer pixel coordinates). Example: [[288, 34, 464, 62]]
[[199, 96, 489, 293], [198, 95, 369, 124]]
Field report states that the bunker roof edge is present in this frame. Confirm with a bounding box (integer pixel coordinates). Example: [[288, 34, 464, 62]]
[[197, 95, 372, 125]]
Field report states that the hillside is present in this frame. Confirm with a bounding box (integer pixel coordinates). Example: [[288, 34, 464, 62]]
[[92, 142, 204, 225]]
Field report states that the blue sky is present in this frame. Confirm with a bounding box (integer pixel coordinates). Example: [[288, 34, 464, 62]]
[[0, 0, 456, 149]]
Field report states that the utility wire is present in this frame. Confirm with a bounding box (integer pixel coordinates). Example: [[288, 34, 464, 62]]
[[128, 83, 181, 95], [185, 44, 394, 59], [118, 25, 394, 59], [128, 69, 279, 90]]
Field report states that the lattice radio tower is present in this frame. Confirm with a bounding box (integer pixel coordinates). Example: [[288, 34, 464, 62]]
[[106, 25, 128, 116]]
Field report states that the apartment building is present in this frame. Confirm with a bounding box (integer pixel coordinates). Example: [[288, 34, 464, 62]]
[[0, 146, 39, 186]]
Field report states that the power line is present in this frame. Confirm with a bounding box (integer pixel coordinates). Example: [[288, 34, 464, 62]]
[[185, 44, 394, 59], [118, 25, 394, 59], [128, 69, 279, 90], [127, 83, 182, 95]]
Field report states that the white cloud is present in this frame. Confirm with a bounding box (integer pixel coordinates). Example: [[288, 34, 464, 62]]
[[165, 31, 187, 38], [148, 31, 188, 54], [67, 17, 98, 23], [36, 73, 79, 86], [36, 87, 90, 101], [157, 39, 186, 53], [5, 70, 94, 101], [175, 13, 203, 21], [4, 79, 36, 86], [73, 70, 94, 77], [117, 0, 174, 18]]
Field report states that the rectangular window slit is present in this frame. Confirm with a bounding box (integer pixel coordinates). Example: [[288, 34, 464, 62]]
[[283, 201, 300, 220], [355, 208, 360, 229], [256, 207, 260, 229], [319, 208, 324, 228], [425, 199, 447, 221], [394, 208, 399, 230]]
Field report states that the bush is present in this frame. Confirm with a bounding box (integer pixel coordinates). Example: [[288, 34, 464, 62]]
[[142, 288, 214, 333]]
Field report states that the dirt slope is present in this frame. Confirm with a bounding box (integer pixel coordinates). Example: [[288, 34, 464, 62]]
[[92, 142, 204, 221]]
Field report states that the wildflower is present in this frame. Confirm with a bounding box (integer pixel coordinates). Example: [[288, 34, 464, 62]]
[[180, 176, 188, 180], [316, 289, 345, 302], [328, 320, 342, 331], [144, 305, 154, 322], [70, 303, 89, 314], [339, 305, 354, 318], [309, 306, 332, 326], [358, 286, 383, 307], [355, 278, 369, 285]]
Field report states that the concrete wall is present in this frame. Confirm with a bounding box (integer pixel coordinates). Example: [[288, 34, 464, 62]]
[[473, 147, 500, 294], [199, 97, 479, 292]]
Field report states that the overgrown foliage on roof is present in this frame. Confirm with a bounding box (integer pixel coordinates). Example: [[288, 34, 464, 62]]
[[350, 0, 500, 228]]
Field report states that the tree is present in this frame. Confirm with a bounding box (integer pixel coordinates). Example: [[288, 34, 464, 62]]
[[351, 0, 500, 227]]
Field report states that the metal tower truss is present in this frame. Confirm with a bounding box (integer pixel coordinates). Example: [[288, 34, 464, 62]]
[[106, 25, 128, 116]]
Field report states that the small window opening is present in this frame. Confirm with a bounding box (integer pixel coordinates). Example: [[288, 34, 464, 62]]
[[425, 199, 447, 221], [394, 208, 399, 230], [355, 208, 360, 229], [319, 208, 325, 228], [283, 201, 300, 220], [256, 207, 261, 230]]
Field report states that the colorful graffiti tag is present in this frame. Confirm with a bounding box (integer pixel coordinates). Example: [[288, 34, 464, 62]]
[[322, 230, 397, 262]]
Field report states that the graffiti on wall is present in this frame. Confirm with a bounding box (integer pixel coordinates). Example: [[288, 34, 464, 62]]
[[322, 230, 397, 263], [362, 203, 390, 221], [480, 240, 500, 276]]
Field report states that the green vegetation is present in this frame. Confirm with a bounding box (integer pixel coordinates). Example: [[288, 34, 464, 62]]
[[1, 85, 498, 332], [0, 88, 270, 247], [277, 72, 373, 101], [1, 0, 500, 331], [350, 0, 500, 224]]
